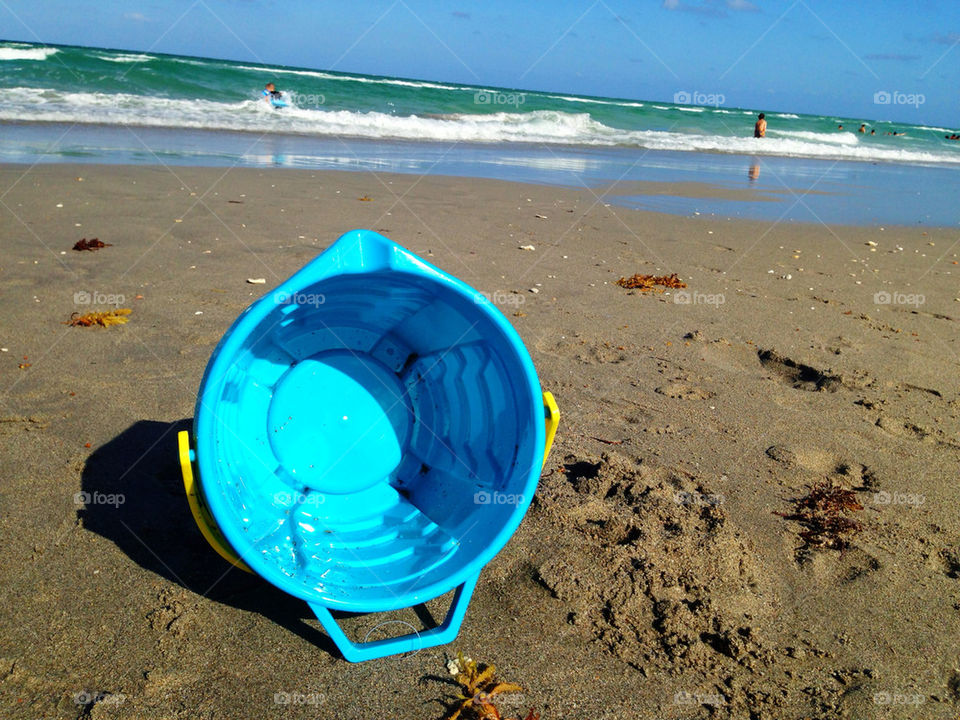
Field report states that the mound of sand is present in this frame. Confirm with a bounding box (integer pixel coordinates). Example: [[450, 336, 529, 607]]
[[535, 453, 776, 676]]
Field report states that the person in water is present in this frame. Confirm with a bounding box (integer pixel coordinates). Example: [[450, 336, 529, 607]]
[[837, 124, 844, 130], [870, 129, 876, 135], [754, 113, 766, 138], [263, 82, 283, 106], [858, 124, 866, 133]]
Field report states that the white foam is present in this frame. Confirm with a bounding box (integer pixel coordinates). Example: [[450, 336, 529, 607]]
[[775, 113, 800, 119], [0, 47, 58, 61], [229, 63, 472, 92], [94, 52, 155, 63], [545, 94, 644, 108], [3, 87, 959, 167], [768, 129, 858, 145]]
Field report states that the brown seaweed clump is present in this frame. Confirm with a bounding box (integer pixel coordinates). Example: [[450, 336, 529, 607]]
[[72, 238, 112, 251], [66, 309, 131, 327], [442, 652, 536, 720], [615, 273, 686, 292], [775, 482, 863, 552]]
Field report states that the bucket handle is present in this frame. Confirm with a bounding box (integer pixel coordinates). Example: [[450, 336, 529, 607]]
[[178, 431, 252, 573], [179, 391, 558, 660], [308, 574, 479, 662], [542, 391, 559, 469]]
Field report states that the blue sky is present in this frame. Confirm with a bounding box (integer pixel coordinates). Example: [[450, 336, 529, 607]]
[[2, 0, 958, 125]]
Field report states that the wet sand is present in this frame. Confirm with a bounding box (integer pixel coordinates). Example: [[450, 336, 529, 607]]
[[0, 163, 958, 719]]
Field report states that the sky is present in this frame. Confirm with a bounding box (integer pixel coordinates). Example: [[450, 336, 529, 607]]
[[2, 0, 958, 126]]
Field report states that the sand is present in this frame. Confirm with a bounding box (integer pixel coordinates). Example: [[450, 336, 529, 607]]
[[0, 162, 958, 719]]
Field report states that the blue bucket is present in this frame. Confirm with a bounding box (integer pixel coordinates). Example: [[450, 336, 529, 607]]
[[178, 230, 559, 661]]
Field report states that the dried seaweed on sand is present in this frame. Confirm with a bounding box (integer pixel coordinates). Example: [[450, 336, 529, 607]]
[[66, 309, 131, 327], [72, 238, 112, 251], [616, 273, 686, 292]]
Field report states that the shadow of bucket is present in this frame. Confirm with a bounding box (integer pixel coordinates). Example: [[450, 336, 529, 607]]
[[179, 230, 559, 661]]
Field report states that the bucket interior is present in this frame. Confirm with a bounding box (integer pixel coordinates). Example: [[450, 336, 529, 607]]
[[197, 269, 541, 610]]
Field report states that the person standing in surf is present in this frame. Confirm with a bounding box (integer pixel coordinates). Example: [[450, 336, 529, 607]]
[[754, 113, 766, 138]]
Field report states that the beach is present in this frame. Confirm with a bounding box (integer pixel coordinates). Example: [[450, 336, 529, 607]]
[[0, 162, 958, 719]]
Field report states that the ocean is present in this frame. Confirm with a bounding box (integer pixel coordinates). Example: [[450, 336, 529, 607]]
[[2, 39, 959, 225]]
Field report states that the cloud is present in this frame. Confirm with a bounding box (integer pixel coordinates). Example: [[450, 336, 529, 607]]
[[930, 31, 960, 45], [661, 0, 758, 17], [123, 12, 151, 22], [451, 11, 470, 19], [863, 52, 920, 61], [660, 0, 726, 18]]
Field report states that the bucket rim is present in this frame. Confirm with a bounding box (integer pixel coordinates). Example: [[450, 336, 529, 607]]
[[193, 229, 546, 612]]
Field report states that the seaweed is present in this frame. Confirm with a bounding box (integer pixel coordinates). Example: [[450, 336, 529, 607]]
[[66, 309, 131, 327], [442, 652, 537, 720], [615, 273, 686, 292], [72, 238, 112, 251], [775, 482, 863, 552]]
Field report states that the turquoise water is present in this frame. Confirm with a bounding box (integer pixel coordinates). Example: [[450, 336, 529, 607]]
[[3, 39, 959, 165], [2, 39, 959, 225]]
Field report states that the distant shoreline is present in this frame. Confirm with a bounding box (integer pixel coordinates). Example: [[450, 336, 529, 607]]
[[2, 125, 959, 227]]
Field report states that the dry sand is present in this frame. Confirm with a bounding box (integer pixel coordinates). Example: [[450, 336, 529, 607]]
[[0, 163, 958, 719]]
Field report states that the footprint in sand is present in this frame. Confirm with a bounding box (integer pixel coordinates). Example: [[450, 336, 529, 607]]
[[765, 444, 881, 489], [694, 338, 758, 374], [757, 349, 842, 393], [938, 548, 960, 579], [535, 337, 628, 364], [874, 413, 959, 448], [874, 414, 933, 443]]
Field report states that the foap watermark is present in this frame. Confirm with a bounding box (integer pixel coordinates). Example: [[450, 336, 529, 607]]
[[873, 90, 925, 108], [274, 290, 325, 308], [474, 90, 525, 107], [74, 491, 125, 507], [872, 490, 925, 507], [74, 290, 125, 306], [874, 290, 924, 307], [673, 90, 725, 107], [673, 290, 725, 307], [274, 490, 326, 507], [674, 491, 725, 507], [287, 92, 325, 107], [474, 490, 525, 506], [673, 690, 726, 706], [474, 290, 525, 308], [873, 690, 925, 706], [274, 691, 325, 706], [74, 691, 126, 707]]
